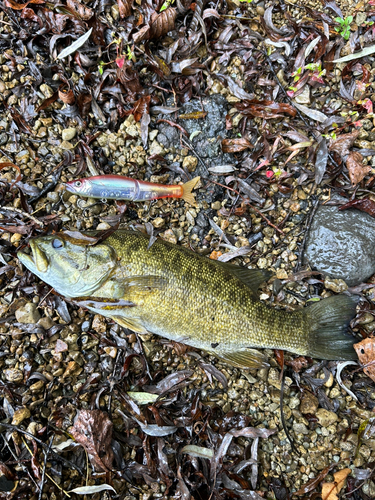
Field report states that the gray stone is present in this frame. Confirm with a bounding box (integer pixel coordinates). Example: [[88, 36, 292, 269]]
[[304, 198, 375, 286]]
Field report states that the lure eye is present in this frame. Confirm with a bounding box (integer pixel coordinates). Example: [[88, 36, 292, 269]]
[[75, 181, 82, 187], [52, 239, 63, 249]]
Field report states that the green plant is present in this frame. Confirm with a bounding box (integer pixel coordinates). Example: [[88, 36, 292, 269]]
[[334, 16, 353, 40], [160, 0, 175, 11]]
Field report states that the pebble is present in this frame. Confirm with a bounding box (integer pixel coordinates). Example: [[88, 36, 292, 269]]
[[62, 127, 77, 141], [324, 277, 348, 293], [211, 201, 221, 210], [152, 217, 165, 228], [55, 339, 68, 353], [4, 368, 23, 383], [300, 392, 319, 414], [316, 408, 338, 427], [62, 361, 83, 378], [182, 156, 198, 172], [11, 407, 31, 425], [293, 422, 309, 435], [15, 302, 41, 324], [160, 229, 177, 244], [92, 314, 107, 334], [268, 368, 282, 390]]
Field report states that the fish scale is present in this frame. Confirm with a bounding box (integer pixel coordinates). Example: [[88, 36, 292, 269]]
[[18, 230, 358, 368]]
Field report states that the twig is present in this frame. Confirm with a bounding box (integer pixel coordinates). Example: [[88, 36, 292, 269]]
[[295, 198, 320, 271], [0, 206, 44, 227], [0, 423, 85, 475], [156, 118, 188, 136], [280, 372, 300, 456], [180, 135, 209, 172], [38, 436, 54, 500]]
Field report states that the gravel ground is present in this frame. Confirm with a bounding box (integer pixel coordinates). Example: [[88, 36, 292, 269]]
[[1, 0, 375, 499]]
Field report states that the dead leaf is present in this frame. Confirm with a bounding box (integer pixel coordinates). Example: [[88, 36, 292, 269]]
[[71, 409, 114, 472], [221, 138, 254, 153], [236, 100, 296, 119], [295, 465, 335, 496], [321, 468, 351, 500], [339, 197, 375, 218], [4, 0, 44, 9], [354, 338, 375, 383], [66, 0, 94, 20], [346, 151, 370, 186], [117, 0, 132, 18], [329, 130, 360, 157]]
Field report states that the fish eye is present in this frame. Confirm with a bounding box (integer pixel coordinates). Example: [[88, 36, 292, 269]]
[[75, 181, 82, 187], [52, 239, 64, 249]]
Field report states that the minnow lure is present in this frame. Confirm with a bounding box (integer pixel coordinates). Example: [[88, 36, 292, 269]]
[[65, 175, 200, 206]]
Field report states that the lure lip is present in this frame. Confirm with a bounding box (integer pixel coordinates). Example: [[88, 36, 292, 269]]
[[65, 179, 84, 194]]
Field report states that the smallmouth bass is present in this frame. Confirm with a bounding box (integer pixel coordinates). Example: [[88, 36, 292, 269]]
[[18, 230, 357, 368]]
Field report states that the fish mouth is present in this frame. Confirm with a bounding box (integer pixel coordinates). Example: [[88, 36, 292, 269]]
[[18, 240, 49, 274]]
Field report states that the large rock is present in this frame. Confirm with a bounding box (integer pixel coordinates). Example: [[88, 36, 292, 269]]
[[304, 200, 375, 286]]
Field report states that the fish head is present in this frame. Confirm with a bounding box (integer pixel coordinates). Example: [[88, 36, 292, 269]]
[[65, 178, 93, 196], [18, 233, 117, 298]]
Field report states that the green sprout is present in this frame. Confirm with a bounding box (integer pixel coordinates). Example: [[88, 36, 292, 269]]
[[126, 46, 135, 61], [98, 60, 105, 75], [334, 16, 353, 40], [160, 0, 175, 11], [239, 0, 253, 3]]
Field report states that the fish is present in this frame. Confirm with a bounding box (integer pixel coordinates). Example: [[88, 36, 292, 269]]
[[65, 175, 200, 206], [17, 230, 358, 369]]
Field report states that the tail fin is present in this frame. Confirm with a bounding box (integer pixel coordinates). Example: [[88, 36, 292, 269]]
[[305, 295, 358, 360], [182, 176, 200, 206]]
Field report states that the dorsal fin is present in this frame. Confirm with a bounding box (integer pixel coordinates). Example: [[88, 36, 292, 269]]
[[216, 262, 272, 293]]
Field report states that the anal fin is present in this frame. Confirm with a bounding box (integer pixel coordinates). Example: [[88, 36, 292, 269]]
[[216, 347, 269, 369]]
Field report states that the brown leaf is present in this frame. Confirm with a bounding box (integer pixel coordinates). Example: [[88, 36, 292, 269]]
[[221, 138, 254, 153], [354, 338, 375, 383], [117, 0, 132, 18], [58, 83, 75, 105], [130, 95, 151, 122], [149, 8, 177, 39], [346, 151, 370, 186], [133, 25, 150, 44], [329, 130, 360, 157], [321, 468, 351, 500], [236, 100, 297, 119], [339, 197, 375, 218], [36, 91, 59, 112], [66, 0, 94, 20], [4, 0, 44, 9], [71, 409, 114, 472], [295, 465, 335, 496], [116, 60, 143, 96]]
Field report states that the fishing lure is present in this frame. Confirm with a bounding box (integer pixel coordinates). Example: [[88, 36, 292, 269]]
[[65, 175, 200, 206]]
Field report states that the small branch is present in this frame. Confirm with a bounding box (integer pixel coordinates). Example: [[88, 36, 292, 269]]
[[0, 206, 44, 227]]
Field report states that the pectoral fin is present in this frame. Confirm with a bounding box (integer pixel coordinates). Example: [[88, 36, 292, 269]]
[[112, 315, 148, 334], [215, 347, 269, 369]]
